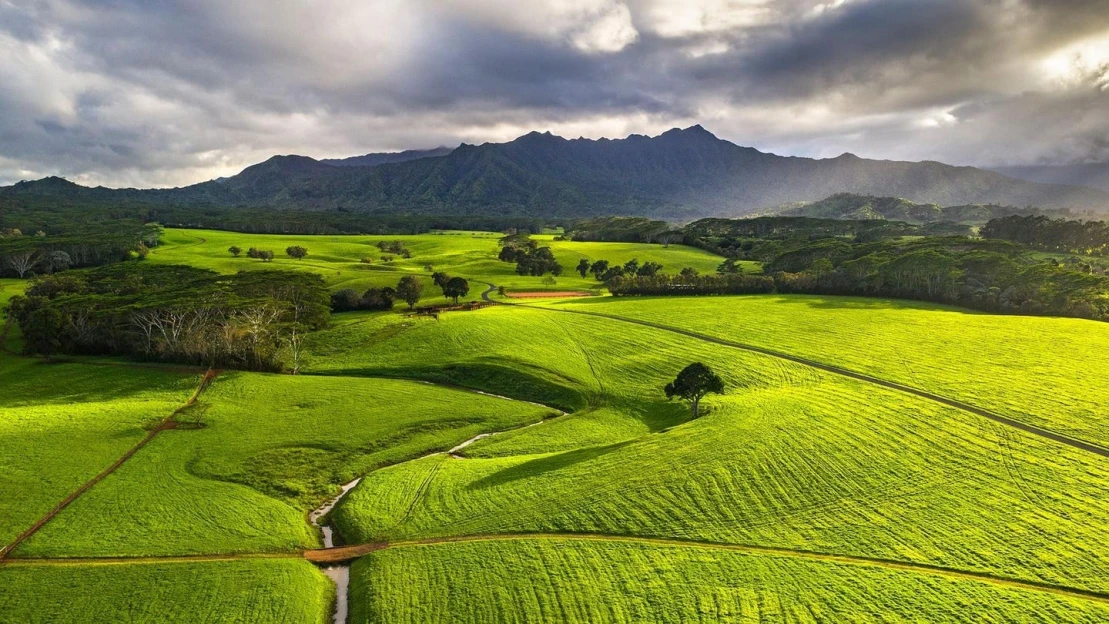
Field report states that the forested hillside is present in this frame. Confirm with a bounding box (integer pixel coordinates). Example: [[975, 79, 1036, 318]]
[[5, 127, 1108, 219]]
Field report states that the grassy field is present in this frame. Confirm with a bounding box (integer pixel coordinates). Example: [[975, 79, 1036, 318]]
[[333, 368, 1109, 592], [148, 228, 732, 298], [539, 294, 1109, 446], [0, 358, 198, 549], [0, 558, 331, 623], [15, 371, 552, 557], [7, 233, 1109, 621], [304, 304, 819, 455], [351, 539, 1109, 623]]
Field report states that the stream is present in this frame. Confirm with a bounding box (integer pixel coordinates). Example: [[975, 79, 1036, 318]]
[[309, 477, 361, 624], [307, 388, 564, 623]]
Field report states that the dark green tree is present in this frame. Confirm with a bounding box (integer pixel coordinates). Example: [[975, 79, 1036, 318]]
[[396, 275, 424, 309], [576, 258, 591, 277], [443, 276, 470, 303], [664, 362, 724, 418], [285, 245, 308, 260], [228, 246, 242, 257]]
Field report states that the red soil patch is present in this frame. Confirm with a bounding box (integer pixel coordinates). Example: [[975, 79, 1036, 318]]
[[506, 291, 592, 299]]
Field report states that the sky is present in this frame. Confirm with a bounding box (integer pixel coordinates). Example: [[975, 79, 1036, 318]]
[[1, 0, 1108, 188]]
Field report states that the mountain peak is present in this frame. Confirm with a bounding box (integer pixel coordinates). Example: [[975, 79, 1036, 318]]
[[659, 124, 720, 141]]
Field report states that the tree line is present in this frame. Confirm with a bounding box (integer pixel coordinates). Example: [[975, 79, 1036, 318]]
[[329, 273, 471, 312], [8, 264, 329, 372], [0, 223, 161, 279], [982, 215, 1109, 256], [607, 236, 1109, 321]]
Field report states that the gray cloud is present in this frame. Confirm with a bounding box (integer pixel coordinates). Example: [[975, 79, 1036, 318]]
[[1, 0, 1108, 187]]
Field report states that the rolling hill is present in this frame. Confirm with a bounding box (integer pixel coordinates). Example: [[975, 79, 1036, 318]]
[[4, 126, 1108, 219]]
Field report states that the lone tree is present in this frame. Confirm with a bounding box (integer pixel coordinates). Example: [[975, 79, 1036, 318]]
[[442, 276, 470, 304], [396, 275, 424, 309], [286, 245, 308, 260], [664, 362, 724, 418], [576, 258, 590, 278], [228, 246, 242, 257]]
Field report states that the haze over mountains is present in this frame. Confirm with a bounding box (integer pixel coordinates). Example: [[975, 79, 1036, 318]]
[[991, 164, 1109, 194], [4, 126, 1108, 220]]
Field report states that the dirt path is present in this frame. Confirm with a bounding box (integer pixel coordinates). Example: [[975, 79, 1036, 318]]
[[484, 290, 1109, 459], [305, 532, 1109, 605], [0, 369, 222, 560]]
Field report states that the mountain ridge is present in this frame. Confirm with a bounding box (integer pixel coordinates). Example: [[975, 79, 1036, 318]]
[[4, 126, 1108, 219]]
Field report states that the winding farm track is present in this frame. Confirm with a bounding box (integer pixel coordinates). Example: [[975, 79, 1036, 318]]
[[0, 369, 222, 560], [481, 285, 1109, 459]]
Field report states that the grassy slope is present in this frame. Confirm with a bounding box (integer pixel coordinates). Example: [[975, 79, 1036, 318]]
[[323, 305, 1109, 594], [148, 228, 728, 297], [352, 540, 1109, 623], [0, 559, 331, 624], [0, 358, 197, 548], [304, 305, 816, 455], [542, 295, 1109, 446], [16, 372, 551, 557]]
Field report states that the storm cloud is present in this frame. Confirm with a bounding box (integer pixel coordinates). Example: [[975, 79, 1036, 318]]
[[1, 0, 1108, 187]]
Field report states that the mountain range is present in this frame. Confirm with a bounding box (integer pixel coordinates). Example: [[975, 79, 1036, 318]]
[[990, 163, 1109, 194], [4, 126, 1108, 220]]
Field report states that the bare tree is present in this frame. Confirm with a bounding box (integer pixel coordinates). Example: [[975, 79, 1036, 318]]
[[6, 251, 38, 278]]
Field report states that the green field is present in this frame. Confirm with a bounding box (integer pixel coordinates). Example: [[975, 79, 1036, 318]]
[[540, 294, 1109, 446], [352, 539, 1109, 623], [14, 372, 552, 558], [5, 229, 1109, 621], [0, 559, 331, 624], [0, 358, 198, 549], [148, 228, 734, 298]]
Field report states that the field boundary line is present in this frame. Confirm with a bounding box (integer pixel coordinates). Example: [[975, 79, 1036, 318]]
[[0, 369, 222, 560], [487, 292, 1109, 459], [0, 552, 297, 567], [307, 532, 1109, 605]]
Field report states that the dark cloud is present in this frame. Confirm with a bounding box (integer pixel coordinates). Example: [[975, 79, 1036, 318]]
[[0, 0, 1107, 187]]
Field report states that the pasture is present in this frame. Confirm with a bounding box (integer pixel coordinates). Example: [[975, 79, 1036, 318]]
[[542, 295, 1109, 446], [0, 558, 331, 623], [14, 372, 552, 558], [148, 228, 733, 298], [352, 539, 1109, 623], [4, 230, 1109, 622]]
